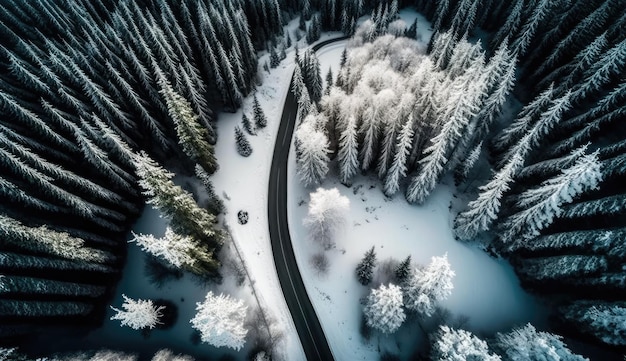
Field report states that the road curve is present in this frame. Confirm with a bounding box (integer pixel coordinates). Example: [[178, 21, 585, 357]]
[[268, 37, 348, 361]]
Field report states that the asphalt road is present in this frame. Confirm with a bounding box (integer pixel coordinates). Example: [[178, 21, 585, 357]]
[[268, 37, 348, 361]]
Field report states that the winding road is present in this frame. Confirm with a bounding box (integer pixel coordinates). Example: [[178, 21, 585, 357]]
[[268, 37, 347, 361]]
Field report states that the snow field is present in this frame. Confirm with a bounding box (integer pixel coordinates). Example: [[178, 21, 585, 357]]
[[287, 10, 550, 360]]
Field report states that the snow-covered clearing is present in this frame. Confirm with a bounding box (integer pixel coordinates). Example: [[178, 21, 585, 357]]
[[288, 9, 549, 361]]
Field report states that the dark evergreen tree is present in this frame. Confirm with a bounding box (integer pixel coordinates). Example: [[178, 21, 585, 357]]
[[394, 255, 411, 283], [356, 246, 377, 286], [235, 126, 253, 157], [242, 113, 255, 135], [253, 94, 268, 129]]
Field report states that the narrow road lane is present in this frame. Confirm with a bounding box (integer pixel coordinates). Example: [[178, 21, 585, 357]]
[[268, 37, 347, 361]]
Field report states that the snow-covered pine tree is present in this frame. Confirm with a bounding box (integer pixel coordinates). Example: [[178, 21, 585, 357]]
[[363, 283, 405, 334], [252, 94, 267, 129], [493, 323, 589, 360], [402, 253, 455, 317], [295, 115, 330, 187], [355, 246, 377, 286], [383, 116, 414, 197], [510, 0, 552, 57], [491, 84, 555, 156], [133, 152, 223, 250], [337, 115, 360, 185], [570, 37, 626, 105], [499, 151, 603, 246], [518, 255, 608, 283], [110, 294, 164, 330], [158, 77, 217, 174], [131, 228, 197, 270], [454, 141, 482, 184], [431, 325, 501, 361], [292, 64, 305, 101], [406, 71, 483, 204], [560, 301, 626, 347], [235, 126, 253, 157], [190, 291, 248, 351], [490, 0, 523, 49]]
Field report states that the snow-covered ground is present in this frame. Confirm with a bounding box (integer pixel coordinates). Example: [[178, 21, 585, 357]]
[[286, 9, 549, 361], [80, 9, 547, 361]]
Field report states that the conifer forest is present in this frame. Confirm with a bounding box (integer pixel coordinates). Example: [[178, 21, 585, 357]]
[[0, 0, 624, 360]]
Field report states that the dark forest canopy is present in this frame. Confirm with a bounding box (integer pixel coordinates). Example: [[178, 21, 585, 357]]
[[0, 0, 624, 357]]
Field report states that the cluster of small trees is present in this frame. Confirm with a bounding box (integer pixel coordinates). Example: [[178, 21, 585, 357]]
[[430, 323, 588, 360], [109, 291, 249, 352], [358, 252, 455, 335], [317, 24, 516, 203]]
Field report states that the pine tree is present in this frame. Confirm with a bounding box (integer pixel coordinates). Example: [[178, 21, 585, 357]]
[[158, 78, 217, 174], [560, 301, 626, 347], [491, 84, 555, 155], [454, 153, 524, 241], [383, 116, 414, 197], [235, 126, 252, 157], [500, 152, 603, 246], [355, 246, 377, 286], [133, 152, 223, 250], [394, 255, 411, 283], [252, 94, 267, 129], [363, 283, 405, 334], [337, 116, 360, 185]]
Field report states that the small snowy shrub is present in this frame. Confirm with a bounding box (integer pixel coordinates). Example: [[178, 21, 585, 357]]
[[110, 294, 164, 330]]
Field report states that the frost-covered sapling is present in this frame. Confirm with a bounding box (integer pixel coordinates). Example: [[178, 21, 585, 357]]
[[110, 294, 164, 330], [235, 126, 253, 157], [363, 283, 405, 334], [303, 188, 350, 250], [190, 291, 248, 350]]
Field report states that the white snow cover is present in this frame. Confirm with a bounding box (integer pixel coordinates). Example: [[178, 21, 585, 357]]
[[286, 9, 548, 360], [82, 9, 546, 361]]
